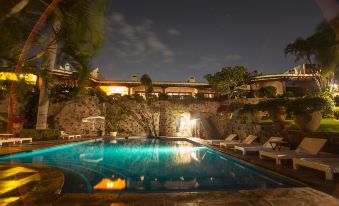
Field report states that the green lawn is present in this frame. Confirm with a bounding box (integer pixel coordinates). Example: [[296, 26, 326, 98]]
[[259, 118, 339, 132]]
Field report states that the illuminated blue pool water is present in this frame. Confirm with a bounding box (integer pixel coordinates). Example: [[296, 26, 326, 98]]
[[0, 138, 299, 193]]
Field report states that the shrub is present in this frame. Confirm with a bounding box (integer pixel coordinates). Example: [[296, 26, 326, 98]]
[[240, 103, 259, 113], [335, 95, 339, 106], [257, 98, 290, 112], [158, 93, 169, 100], [289, 97, 328, 115], [228, 102, 244, 112], [50, 84, 78, 103], [255, 86, 277, 98], [20, 129, 60, 141], [334, 110, 339, 119], [195, 93, 205, 100]]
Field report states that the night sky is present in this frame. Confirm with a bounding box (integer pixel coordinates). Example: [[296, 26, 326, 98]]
[[92, 0, 329, 82]]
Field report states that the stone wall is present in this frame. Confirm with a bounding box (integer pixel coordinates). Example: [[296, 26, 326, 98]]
[[49, 96, 106, 134], [49, 97, 222, 138]]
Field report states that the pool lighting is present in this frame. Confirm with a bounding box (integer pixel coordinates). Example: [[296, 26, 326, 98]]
[[94, 178, 126, 190]]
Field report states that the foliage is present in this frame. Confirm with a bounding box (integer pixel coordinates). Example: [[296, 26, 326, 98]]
[[140, 74, 153, 103], [0, 80, 11, 100], [158, 93, 169, 100], [85, 87, 108, 103], [289, 97, 328, 115], [130, 94, 145, 102], [105, 103, 129, 132], [228, 102, 244, 112], [50, 84, 78, 103], [257, 98, 290, 112], [241, 104, 260, 113], [335, 96, 339, 106], [204, 66, 252, 104], [195, 93, 205, 100], [284, 15, 339, 94], [20, 129, 60, 141], [255, 86, 277, 98]]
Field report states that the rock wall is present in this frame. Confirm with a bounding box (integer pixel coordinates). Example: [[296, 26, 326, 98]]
[[49, 97, 222, 138], [49, 96, 106, 134]]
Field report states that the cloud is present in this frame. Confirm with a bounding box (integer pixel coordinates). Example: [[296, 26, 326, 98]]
[[224, 54, 241, 62], [167, 29, 181, 36], [187, 56, 221, 70], [107, 13, 174, 64], [188, 54, 242, 71]]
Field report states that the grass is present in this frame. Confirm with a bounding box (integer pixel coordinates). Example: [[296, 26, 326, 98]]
[[259, 118, 339, 132]]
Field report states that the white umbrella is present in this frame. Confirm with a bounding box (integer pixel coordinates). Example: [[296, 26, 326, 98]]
[[82, 116, 105, 130]]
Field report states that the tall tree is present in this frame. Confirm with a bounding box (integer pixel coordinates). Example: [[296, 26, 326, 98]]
[[204, 66, 252, 105], [140, 74, 153, 103], [0, 0, 106, 132], [284, 15, 339, 93]]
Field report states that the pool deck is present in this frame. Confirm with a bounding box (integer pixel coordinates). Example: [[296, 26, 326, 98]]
[[0, 137, 338, 205]]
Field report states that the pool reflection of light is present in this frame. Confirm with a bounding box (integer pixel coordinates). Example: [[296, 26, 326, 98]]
[[94, 178, 126, 190]]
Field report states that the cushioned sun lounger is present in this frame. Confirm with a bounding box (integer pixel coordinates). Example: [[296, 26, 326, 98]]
[[220, 134, 258, 148], [234, 136, 283, 155], [205, 134, 237, 146], [293, 157, 339, 180], [0, 139, 16, 146], [11, 138, 33, 144], [259, 137, 328, 165]]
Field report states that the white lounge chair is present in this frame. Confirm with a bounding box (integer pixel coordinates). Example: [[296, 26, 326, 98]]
[[293, 157, 339, 180], [11, 138, 33, 144], [234, 136, 283, 155], [259, 137, 328, 165], [220, 134, 258, 148], [0, 139, 16, 146], [205, 134, 237, 146], [60, 131, 76, 140]]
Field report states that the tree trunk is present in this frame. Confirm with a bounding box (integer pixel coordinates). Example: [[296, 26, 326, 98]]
[[7, 0, 61, 133], [36, 20, 59, 129]]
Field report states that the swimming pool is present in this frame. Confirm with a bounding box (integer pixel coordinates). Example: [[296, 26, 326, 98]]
[[0, 138, 299, 193]]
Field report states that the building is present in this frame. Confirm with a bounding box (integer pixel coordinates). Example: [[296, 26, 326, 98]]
[[250, 64, 318, 95], [0, 63, 321, 99], [91, 72, 214, 98]]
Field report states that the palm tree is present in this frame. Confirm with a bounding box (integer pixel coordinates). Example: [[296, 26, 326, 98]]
[[140, 74, 153, 103], [284, 17, 339, 93], [0, 0, 106, 132]]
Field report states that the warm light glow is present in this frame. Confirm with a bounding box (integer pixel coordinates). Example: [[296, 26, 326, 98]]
[[99, 86, 129, 95], [0, 72, 37, 84], [176, 113, 197, 137], [94, 178, 126, 190]]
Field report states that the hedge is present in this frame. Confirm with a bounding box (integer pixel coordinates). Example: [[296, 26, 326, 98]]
[[20, 129, 60, 141]]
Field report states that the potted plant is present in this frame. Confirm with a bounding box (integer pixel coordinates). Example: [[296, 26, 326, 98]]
[[290, 97, 326, 132], [257, 98, 289, 122]]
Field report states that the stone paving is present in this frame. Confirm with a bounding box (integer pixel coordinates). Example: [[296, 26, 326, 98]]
[[0, 138, 338, 205]]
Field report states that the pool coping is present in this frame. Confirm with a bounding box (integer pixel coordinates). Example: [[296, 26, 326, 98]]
[[0, 136, 338, 205]]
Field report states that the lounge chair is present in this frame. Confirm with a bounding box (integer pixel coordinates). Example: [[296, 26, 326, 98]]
[[220, 134, 258, 148], [60, 131, 76, 140], [293, 157, 339, 180], [205, 134, 237, 146], [259, 137, 328, 165], [11, 138, 33, 144], [0, 139, 16, 146], [234, 136, 283, 155]]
